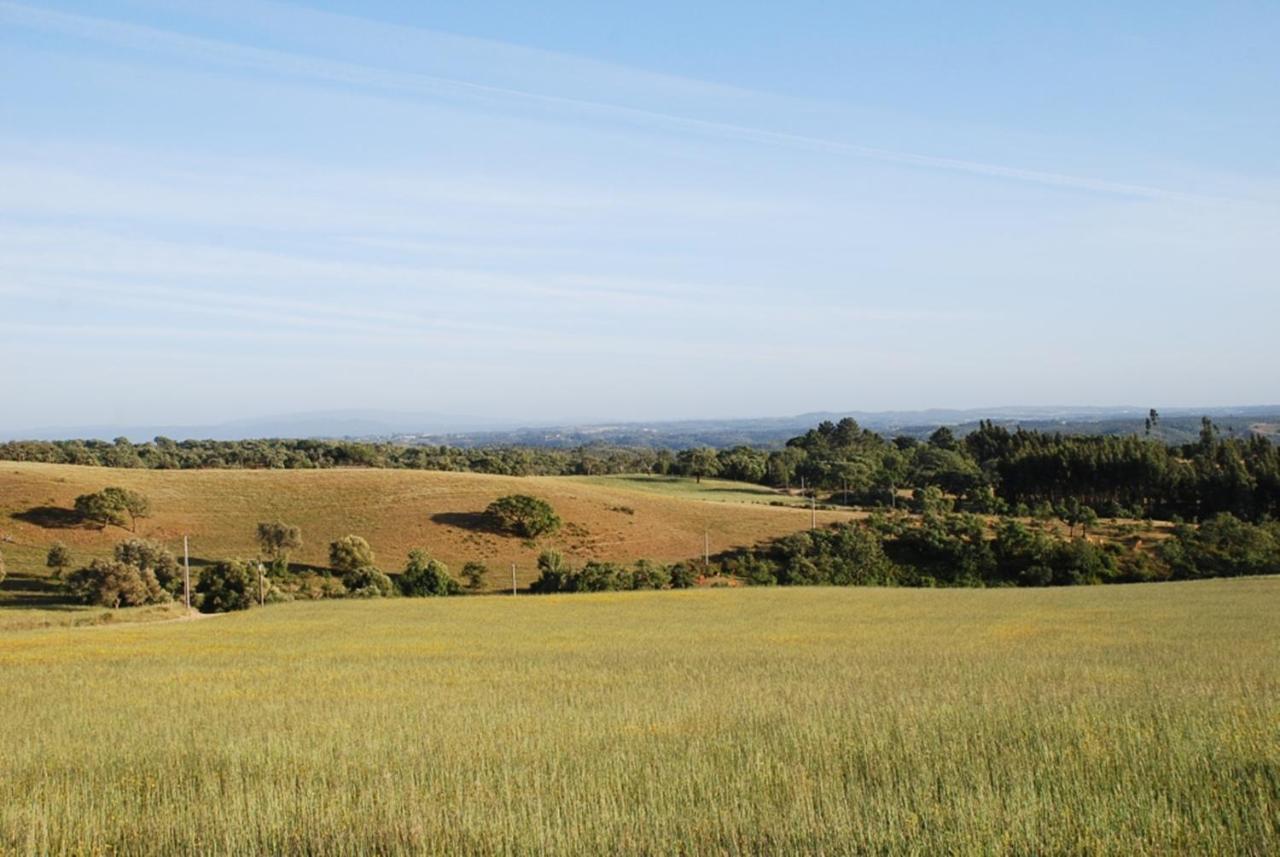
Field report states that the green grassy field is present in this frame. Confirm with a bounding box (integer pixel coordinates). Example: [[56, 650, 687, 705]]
[[565, 473, 812, 506], [1, 579, 1276, 854]]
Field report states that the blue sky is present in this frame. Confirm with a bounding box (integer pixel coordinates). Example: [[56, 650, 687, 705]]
[[2, 0, 1277, 429]]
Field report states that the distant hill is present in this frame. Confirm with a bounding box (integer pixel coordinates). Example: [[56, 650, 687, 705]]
[[0, 410, 520, 443], [4, 406, 1278, 448], [0, 463, 848, 588], [404, 406, 1280, 449]]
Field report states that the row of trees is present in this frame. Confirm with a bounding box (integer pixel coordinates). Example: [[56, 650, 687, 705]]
[[716, 511, 1278, 589], [45, 507, 1278, 612], [54, 527, 493, 612], [529, 552, 700, 592], [775, 418, 1280, 523], [0, 436, 679, 475], [8, 417, 1278, 524]]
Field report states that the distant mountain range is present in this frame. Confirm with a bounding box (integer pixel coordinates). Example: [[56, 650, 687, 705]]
[[0, 410, 521, 443], [406, 406, 1280, 449], [5, 405, 1278, 448]]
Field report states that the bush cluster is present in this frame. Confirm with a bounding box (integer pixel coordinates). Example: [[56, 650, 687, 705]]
[[65, 537, 183, 608], [530, 551, 698, 593], [717, 510, 1280, 590], [67, 559, 169, 608]]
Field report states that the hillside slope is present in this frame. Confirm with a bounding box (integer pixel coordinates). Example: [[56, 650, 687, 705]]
[[0, 463, 850, 587]]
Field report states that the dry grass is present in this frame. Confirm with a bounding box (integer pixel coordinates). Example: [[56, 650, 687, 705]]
[[0, 462, 853, 587], [0, 579, 1276, 854]]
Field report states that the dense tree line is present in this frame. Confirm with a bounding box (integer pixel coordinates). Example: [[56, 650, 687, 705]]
[[529, 551, 700, 593], [772, 417, 1280, 523], [965, 419, 1280, 522], [6, 417, 1277, 524], [766, 418, 1278, 522], [0, 436, 677, 476], [717, 512, 1278, 589], [60, 526, 475, 611]]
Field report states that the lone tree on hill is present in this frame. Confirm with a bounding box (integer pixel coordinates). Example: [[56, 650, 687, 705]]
[[256, 521, 303, 573], [74, 490, 126, 530], [329, 535, 375, 574], [120, 490, 151, 531], [73, 487, 150, 531], [484, 495, 561, 539], [46, 542, 72, 578]]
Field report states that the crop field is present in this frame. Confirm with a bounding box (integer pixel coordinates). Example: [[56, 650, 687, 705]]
[[0, 579, 1276, 854], [0, 462, 853, 587]]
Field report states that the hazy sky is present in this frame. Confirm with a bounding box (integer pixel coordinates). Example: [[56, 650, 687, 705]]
[[3, 0, 1278, 428]]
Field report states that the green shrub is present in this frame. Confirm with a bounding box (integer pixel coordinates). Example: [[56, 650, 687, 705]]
[[460, 561, 489, 591], [68, 559, 169, 608], [256, 521, 302, 574], [114, 538, 182, 594], [531, 551, 572, 593], [1050, 539, 1118, 585], [289, 573, 348, 600], [343, 566, 396, 598], [573, 561, 626, 592], [398, 550, 458, 596], [329, 535, 374, 574], [45, 542, 71, 578], [630, 559, 670, 590], [723, 553, 779, 585], [668, 562, 699, 589], [196, 560, 258, 613], [1160, 514, 1280, 578]]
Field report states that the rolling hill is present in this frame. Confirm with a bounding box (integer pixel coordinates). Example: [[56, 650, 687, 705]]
[[0, 462, 851, 588]]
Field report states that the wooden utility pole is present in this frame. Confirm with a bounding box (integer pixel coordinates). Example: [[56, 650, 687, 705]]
[[811, 492, 817, 530], [704, 530, 710, 566], [258, 563, 265, 606], [511, 562, 517, 596], [183, 535, 191, 611]]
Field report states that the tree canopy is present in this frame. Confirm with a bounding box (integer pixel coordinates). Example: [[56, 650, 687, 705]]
[[73, 487, 151, 531], [484, 495, 561, 539], [256, 521, 303, 570], [329, 535, 375, 574]]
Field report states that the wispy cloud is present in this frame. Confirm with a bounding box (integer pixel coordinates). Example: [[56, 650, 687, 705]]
[[0, 0, 1241, 204], [4, 0, 1275, 424]]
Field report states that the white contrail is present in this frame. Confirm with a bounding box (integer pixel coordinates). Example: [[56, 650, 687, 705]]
[[0, 1, 1228, 204]]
